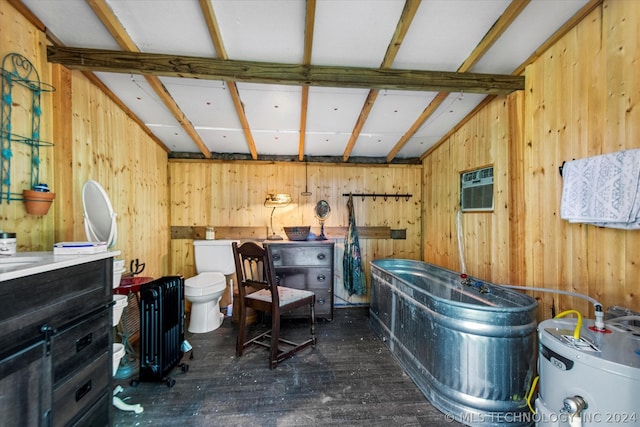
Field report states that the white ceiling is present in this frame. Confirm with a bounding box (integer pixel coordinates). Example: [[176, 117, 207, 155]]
[[21, 0, 591, 163]]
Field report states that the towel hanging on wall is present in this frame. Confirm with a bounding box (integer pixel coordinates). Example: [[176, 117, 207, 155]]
[[343, 194, 366, 296], [560, 149, 640, 229]]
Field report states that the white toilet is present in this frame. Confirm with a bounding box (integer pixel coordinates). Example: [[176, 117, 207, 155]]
[[185, 240, 237, 333]]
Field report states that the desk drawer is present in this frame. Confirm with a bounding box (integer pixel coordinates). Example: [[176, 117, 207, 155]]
[[276, 269, 332, 319], [274, 267, 332, 289], [53, 351, 110, 427], [270, 245, 332, 267], [51, 308, 111, 384]]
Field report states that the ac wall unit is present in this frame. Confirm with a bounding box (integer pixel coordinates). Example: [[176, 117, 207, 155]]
[[460, 166, 494, 212]]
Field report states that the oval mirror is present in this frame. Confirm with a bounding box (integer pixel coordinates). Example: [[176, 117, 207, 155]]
[[314, 200, 331, 220], [82, 180, 118, 248], [314, 200, 330, 240]]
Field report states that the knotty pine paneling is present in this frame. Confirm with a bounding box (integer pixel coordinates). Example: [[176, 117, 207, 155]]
[[0, 2, 55, 250], [2, 0, 170, 278], [169, 160, 422, 304], [58, 70, 170, 279], [424, 0, 640, 321], [523, 0, 640, 318], [424, 95, 513, 287]]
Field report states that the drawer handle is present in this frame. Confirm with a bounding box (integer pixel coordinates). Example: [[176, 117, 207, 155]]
[[316, 253, 326, 261], [76, 332, 93, 353], [272, 254, 281, 261], [75, 379, 92, 402], [317, 274, 326, 282], [317, 298, 325, 305]]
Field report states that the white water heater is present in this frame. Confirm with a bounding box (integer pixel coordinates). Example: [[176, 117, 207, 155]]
[[536, 317, 640, 426]]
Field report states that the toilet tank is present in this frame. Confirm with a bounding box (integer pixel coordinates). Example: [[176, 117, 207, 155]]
[[193, 240, 238, 275]]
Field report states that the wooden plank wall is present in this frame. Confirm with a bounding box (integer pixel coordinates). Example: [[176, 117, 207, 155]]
[[523, 0, 640, 318], [55, 69, 170, 278], [423, 95, 515, 285], [0, 2, 55, 250], [1, 1, 170, 279], [168, 160, 422, 305], [423, 0, 640, 319]]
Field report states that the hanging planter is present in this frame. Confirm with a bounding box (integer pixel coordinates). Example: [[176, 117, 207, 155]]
[[23, 189, 55, 215]]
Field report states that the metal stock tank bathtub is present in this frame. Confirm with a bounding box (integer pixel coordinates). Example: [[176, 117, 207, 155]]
[[369, 259, 538, 427]]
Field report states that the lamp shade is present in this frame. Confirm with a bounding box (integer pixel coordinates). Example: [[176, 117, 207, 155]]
[[264, 193, 292, 207]]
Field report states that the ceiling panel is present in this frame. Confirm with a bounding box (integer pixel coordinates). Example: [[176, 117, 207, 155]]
[[160, 77, 241, 132], [398, 93, 488, 158], [471, 0, 591, 74], [106, 0, 217, 57], [235, 83, 301, 156], [22, 0, 119, 49], [350, 90, 438, 158], [195, 128, 249, 154], [306, 87, 370, 133], [212, 0, 305, 62], [94, 72, 177, 126], [393, 0, 510, 71], [305, 132, 353, 158], [236, 83, 301, 131], [312, 0, 406, 67], [94, 72, 194, 152], [252, 130, 300, 157], [145, 124, 196, 153]]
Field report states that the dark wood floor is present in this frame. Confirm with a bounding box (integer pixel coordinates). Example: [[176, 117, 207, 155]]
[[113, 307, 464, 426]]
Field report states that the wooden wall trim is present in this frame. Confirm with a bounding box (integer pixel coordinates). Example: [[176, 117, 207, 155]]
[[171, 225, 403, 240]]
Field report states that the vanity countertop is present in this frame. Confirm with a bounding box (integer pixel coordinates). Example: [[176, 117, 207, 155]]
[[0, 251, 121, 282]]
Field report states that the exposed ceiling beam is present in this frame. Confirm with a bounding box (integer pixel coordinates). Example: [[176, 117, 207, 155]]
[[342, 0, 422, 162], [298, 0, 316, 161], [46, 46, 524, 95], [87, 0, 212, 159], [199, 0, 258, 160], [386, 0, 531, 162]]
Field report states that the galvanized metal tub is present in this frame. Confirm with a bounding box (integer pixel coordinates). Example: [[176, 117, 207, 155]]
[[370, 259, 538, 427]]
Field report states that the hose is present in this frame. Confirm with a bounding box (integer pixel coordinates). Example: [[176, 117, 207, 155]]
[[456, 209, 467, 274], [455, 207, 602, 315], [555, 309, 583, 340], [526, 375, 539, 413], [498, 284, 602, 313], [454, 206, 603, 325], [607, 315, 640, 324]]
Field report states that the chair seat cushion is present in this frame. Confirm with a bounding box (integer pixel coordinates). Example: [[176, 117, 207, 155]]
[[247, 286, 314, 306]]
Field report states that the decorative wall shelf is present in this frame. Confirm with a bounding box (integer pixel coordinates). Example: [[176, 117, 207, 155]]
[[1, 53, 55, 204]]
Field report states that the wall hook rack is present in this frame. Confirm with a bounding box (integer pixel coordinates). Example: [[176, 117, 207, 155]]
[[342, 193, 412, 202]]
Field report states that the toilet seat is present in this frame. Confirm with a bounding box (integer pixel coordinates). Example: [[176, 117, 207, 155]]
[[185, 272, 226, 297]]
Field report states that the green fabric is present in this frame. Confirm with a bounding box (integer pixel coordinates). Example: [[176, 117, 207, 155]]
[[343, 194, 366, 296]]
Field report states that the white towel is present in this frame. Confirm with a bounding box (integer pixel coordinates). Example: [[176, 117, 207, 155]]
[[560, 149, 640, 229]]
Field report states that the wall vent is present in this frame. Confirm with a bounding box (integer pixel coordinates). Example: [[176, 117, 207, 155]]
[[460, 166, 494, 212]]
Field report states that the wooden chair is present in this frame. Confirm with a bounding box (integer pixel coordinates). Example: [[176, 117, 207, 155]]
[[232, 241, 316, 369]]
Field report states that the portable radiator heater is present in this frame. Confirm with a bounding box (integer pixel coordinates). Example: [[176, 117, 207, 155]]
[[137, 276, 189, 388]]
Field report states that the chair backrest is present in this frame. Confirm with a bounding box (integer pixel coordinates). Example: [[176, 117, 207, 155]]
[[232, 241, 280, 307]]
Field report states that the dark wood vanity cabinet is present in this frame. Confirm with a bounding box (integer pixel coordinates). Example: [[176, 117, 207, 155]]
[[265, 241, 334, 321], [0, 257, 114, 426]]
